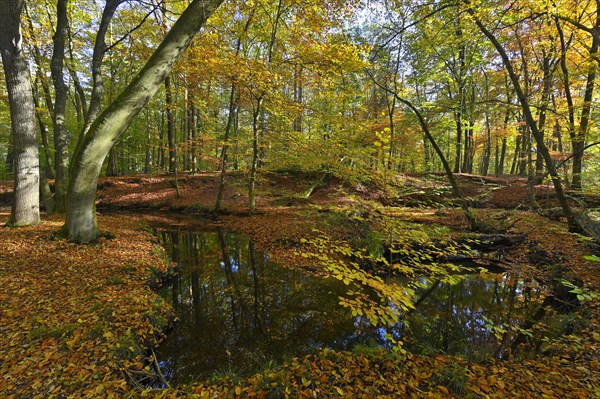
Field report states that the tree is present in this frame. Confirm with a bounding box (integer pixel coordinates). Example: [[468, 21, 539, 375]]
[[50, 0, 70, 212], [553, 2, 600, 190], [0, 0, 40, 226], [65, 0, 225, 243], [463, 0, 577, 231]]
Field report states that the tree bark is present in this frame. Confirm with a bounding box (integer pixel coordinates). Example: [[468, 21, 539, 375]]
[[1, 0, 41, 226], [481, 112, 491, 176], [453, 110, 463, 173], [50, 0, 70, 212], [165, 75, 177, 175], [248, 103, 261, 212], [144, 110, 152, 174], [215, 83, 236, 211], [106, 147, 118, 176], [188, 91, 197, 173], [65, 0, 225, 242], [510, 134, 520, 175], [33, 77, 55, 179], [498, 138, 507, 176], [72, 0, 123, 158], [533, 54, 554, 184], [293, 64, 303, 133], [66, 20, 88, 122]]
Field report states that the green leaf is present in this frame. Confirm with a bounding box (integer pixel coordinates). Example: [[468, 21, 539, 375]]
[[583, 255, 600, 262]]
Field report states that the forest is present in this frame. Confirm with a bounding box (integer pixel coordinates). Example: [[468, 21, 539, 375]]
[[1, 0, 599, 397]]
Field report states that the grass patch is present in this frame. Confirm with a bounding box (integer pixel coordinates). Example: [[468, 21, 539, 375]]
[[105, 275, 125, 286], [112, 330, 141, 361], [433, 363, 468, 395], [29, 323, 80, 341]]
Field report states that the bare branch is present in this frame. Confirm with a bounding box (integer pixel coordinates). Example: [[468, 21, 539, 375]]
[[104, 0, 164, 54]]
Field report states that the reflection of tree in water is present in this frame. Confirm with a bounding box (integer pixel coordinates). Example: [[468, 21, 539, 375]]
[[155, 229, 356, 385], [154, 228, 552, 386], [402, 273, 547, 360]]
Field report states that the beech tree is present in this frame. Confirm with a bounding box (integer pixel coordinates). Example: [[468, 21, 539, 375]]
[[461, 0, 577, 230], [0, 0, 40, 226], [50, 0, 70, 212], [65, 0, 225, 242]]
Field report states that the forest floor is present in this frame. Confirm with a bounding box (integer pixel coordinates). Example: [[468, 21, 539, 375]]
[[0, 171, 599, 398]]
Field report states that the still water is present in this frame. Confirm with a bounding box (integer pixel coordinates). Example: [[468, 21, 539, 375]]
[[154, 228, 547, 385]]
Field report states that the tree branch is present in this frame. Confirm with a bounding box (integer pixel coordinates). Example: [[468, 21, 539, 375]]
[[104, 0, 164, 54]]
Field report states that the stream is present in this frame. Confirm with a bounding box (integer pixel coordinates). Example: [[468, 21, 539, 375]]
[[153, 226, 556, 386]]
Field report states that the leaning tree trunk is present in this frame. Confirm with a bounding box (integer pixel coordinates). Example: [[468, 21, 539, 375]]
[[65, 0, 224, 242], [399, 96, 477, 230], [1, 0, 41, 226], [466, 4, 577, 230]]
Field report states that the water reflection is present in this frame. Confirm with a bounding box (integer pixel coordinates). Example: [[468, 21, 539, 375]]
[[155, 228, 362, 385], [400, 274, 547, 360], [154, 227, 549, 385]]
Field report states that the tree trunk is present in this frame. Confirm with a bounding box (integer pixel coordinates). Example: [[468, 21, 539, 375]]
[[510, 133, 520, 175], [66, 20, 88, 122], [249, 104, 261, 212], [74, 0, 123, 158], [481, 112, 492, 176], [571, 30, 598, 190], [50, 0, 70, 212], [467, 5, 577, 230], [165, 75, 177, 175], [462, 121, 473, 173], [518, 124, 527, 176], [1, 0, 41, 226], [216, 8, 254, 211], [158, 111, 165, 170], [496, 110, 509, 176], [423, 133, 431, 172], [453, 111, 462, 173], [555, 14, 599, 190], [293, 64, 303, 133], [33, 78, 56, 179], [571, 140, 585, 189], [534, 54, 554, 185], [25, 11, 55, 180], [196, 108, 203, 171], [40, 165, 55, 215], [498, 138, 507, 176], [189, 94, 197, 173], [373, 85, 477, 229], [215, 84, 236, 211], [65, 0, 224, 242], [145, 110, 152, 174], [106, 147, 118, 176], [5, 140, 14, 175]]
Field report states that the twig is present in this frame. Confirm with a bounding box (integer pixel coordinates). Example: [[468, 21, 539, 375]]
[[104, 0, 164, 53], [503, 218, 521, 232], [151, 348, 171, 389]]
